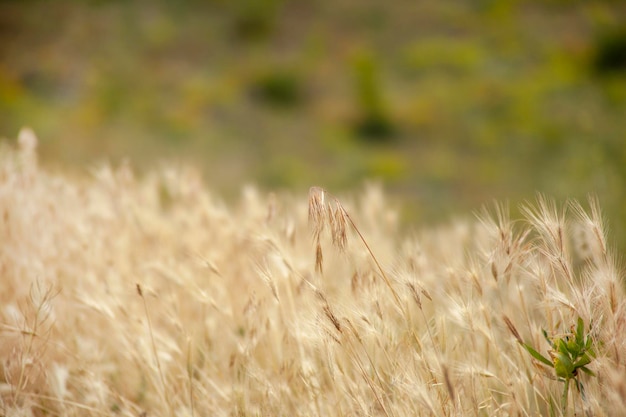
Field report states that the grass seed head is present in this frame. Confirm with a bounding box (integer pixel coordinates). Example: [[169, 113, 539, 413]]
[[308, 186, 326, 241]]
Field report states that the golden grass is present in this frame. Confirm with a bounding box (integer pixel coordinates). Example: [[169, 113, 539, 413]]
[[1, 129, 625, 416]]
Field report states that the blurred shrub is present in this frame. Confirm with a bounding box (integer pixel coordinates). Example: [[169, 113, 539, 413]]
[[353, 113, 396, 142], [350, 51, 395, 142], [250, 68, 304, 109], [230, 0, 283, 41], [590, 28, 626, 76]]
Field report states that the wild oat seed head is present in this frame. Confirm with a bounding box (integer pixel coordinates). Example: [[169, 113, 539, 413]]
[[315, 241, 324, 275], [308, 187, 326, 241], [330, 204, 348, 252], [502, 315, 523, 345]]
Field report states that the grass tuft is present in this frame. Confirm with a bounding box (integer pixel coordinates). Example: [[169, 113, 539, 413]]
[[0, 133, 625, 416]]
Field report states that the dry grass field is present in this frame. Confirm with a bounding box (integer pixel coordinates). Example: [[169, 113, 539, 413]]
[[1, 129, 625, 416]]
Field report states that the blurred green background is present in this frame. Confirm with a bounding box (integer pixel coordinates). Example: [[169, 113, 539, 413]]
[[1, 0, 625, 245]]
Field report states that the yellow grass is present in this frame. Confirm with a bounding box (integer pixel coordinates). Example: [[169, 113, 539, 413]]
[[1, 129, 625, 416]]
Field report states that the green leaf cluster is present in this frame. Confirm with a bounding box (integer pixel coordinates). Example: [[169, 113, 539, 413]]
[[522, 317, 597, 414]]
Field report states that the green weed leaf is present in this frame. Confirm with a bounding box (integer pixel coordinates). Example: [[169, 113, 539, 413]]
[[554, 351, 574, 379], [523, 344, 553, 367], [580, 366, 596, 377], [576, 317, 584, 345], [520, 317, 598, 414]]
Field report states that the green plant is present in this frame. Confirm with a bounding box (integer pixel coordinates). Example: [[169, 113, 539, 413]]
[[250, 69, 304, 109], [506, 316, 597, 415], [230, 0, 282, 41], [590, 28, 626, 76], [350, 51, 395, 141]]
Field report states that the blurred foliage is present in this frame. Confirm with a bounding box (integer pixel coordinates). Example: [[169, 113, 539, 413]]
[[1, 0, 625, 247], [250, 68, 305, 108], [351, 50, 396, 141], [591, 27, 626, 76], [230, 0, 284, 42]]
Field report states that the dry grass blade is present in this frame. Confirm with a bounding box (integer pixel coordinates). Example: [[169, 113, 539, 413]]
[[442, 364, 455, 406], [322, 303, 343, 334], [136, 283, 172, 415]]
